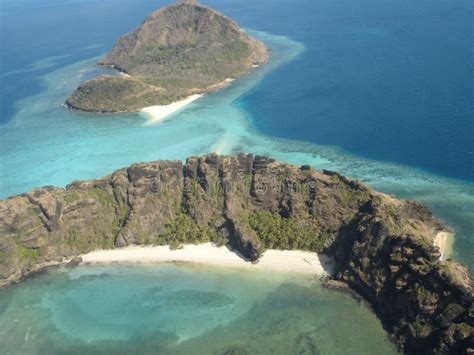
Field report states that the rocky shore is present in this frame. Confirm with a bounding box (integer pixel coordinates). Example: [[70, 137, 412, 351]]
[[0, 154, 472, 353]]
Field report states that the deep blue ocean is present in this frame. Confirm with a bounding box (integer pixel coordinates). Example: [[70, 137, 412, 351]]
[[1, 0, 473, 180], [243, 0, 474, 181], [0, 0, 473, 353]]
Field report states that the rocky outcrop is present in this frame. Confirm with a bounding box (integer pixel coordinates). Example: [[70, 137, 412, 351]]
[[65, 1, 268, 113], [331, 199, 473, 353], [0, 154, 472, 353]]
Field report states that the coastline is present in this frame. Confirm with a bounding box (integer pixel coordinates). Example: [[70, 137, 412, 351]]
[[0, 244, 330, 290], [434, 231, 454, 260], [80, 243, 333, 275], [139, 77, 241, 123], [140, 94, 203, 123]]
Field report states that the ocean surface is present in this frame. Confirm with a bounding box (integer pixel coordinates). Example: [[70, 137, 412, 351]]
[[0, 264, 396, 354], [0, 0, 473, 353]]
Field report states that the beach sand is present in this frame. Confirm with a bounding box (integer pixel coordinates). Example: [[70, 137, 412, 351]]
[[80, 243, 332, 275], [434, 231, 455, 260], [140, 94, 202, 123]]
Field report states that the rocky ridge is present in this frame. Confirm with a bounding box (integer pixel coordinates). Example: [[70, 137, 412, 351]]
[[0, 154, 472, 353]]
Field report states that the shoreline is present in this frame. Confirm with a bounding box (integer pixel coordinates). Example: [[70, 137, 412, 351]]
[[434, 231, 455, 260], [80, 243, 333, 275], [66, 46, 266, 118], [140, 94, 203, 123], [0, 244, 331, 290], [139, 77, 239, 124]]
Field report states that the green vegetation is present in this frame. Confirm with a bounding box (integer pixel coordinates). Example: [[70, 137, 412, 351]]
[[412, 319, 434, 337], [156, 212, 219, 245], [65, 229, 114, 252], [452, 323, 473, 338], [113, 204, 130, 231], [385, 203, 399, 218], [441, 303, 465, 321], [16, 246, 39, 263], [247, 211, 330, 252], [293, 180, 309, 194], [276, 169, 292, 182], [66, 2, 267, 113], [414, 284, 437, 304], [330, 174, 340, 183], [337, 188, 369, 206], [66, 76, 169, 113], [64, 191, 81, 204], [406, 219, 420, 230], [88, 187, 115, 206], [323, 173, 372, 207]]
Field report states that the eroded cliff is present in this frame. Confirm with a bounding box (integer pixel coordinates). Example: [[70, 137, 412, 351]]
[[0, 154, 472, 353]]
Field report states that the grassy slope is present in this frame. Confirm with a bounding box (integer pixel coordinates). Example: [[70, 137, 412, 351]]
[[66, 2, 268, 113]]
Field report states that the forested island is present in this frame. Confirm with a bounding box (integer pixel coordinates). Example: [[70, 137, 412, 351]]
[[65, 1, 268, 113]]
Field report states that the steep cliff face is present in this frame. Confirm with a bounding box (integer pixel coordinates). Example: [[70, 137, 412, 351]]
[[0, 154, 472, 353], [65, 1, 268, 113], [332, 200, 473, 353]]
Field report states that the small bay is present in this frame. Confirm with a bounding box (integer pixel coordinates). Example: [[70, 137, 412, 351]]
[[0, 264, 396, 354]]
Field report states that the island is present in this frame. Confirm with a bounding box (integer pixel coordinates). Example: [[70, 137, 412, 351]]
[[0, 154, 472, 353], [64, 0, 268, 114]]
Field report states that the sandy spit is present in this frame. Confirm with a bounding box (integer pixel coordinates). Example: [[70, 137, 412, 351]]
[[140, 94, 203, 123]]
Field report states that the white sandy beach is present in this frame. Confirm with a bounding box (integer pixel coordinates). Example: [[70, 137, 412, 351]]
[[434, 231, 454, 260], [80, 243, 332, 275], [140, 94, 203, 123], [139, 77, 238, 124]]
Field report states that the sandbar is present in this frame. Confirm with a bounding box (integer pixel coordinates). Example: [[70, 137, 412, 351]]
[[140, 94, 203, 123]]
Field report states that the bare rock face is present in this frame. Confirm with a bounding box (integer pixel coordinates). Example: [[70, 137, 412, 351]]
[[331, 200, 474, 353], [65, 1, 268, 113], [0, 154, 472, 353]]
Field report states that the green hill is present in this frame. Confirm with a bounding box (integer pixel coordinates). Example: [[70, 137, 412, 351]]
[[65, 1, 268, 113]]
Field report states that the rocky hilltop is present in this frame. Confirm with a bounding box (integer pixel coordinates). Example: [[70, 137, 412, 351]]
[[65, 1, 268, 113], [0, 154, 472, 353]]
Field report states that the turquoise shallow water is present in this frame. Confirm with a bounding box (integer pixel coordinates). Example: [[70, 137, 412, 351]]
[[0, 264, 396, 354], [0, 31, 473, 271], [0, 0, 473, 352]]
